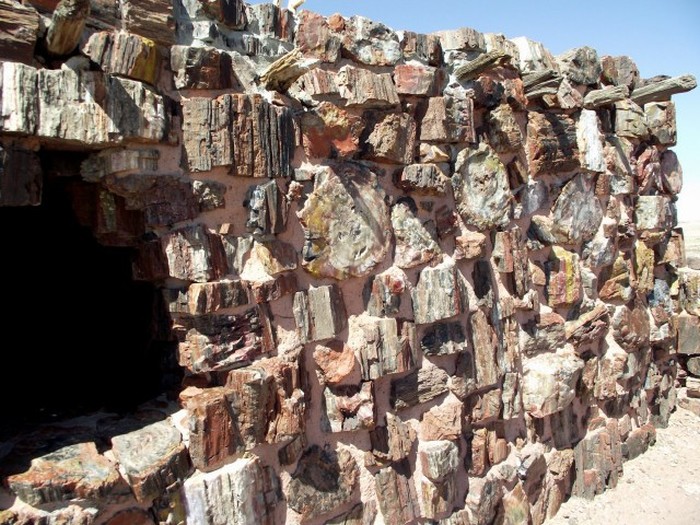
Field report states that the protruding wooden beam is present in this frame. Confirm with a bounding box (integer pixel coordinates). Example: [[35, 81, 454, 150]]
[[46, 0, 90, 56], [631, 74, 697, 105], [583, 85, 629, 109]]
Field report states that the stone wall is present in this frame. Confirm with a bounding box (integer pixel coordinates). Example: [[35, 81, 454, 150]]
[[0, 1, 697, 524]]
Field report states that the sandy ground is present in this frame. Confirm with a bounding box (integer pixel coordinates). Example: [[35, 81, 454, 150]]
[[544, 407, 700, 525], [680, 221, 700, 268]]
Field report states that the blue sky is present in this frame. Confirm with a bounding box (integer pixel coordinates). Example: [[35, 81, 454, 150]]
[[269, 0, 700, 221]]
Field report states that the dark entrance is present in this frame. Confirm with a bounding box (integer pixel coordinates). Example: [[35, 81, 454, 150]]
[[0, 172, 177, 438]]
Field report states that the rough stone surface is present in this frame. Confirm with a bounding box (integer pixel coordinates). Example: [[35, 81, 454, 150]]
[[453, 142, 512, 230], [546, 246, 583, 308], [174, 307, 274, 374], [111, 420, 191, 503], [183, 456, 276, 525], [522, 351, 585, 417], [391, 365, 450, 410], [527, 112, 580, 176], [298, 162, 391, 279], [364, 266, 409, 317], [171, 45, 239, 90], [294, 285, 347, 343], [362, 112, 416, 164], [412, 257, 469, 324], [336, 65, 400, 108], [395, 164, 448, 195], [322, 382, 375, 432], [551, 174, 604, 244], [301, 101, 363, 160], [182, 94, 294, 177], [0, 1, 39, 65], [391, 201, 440, 269], [340, 15, 402, 66], [84, 31, 160, 85], [7, 442, 126, 506], [287, 446, 360, 522]]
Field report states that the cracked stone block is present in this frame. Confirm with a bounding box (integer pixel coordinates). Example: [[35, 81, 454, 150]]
[[321, 382, 375, 433], [293, 285, 347, 343], [348, 314, 418, 381], [522, 351, 584, 417], [182, 94, 294, 177]]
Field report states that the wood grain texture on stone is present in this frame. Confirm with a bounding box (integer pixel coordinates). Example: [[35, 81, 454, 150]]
[[0, 1, 39, 64], [111, 420, 191, 503], [293, 284, 347, 343], [46, 0, 90, 56], [630, 74, 697, 105], [182, 94, 293, 177], [336, 65, 400, 108], [121, 0, 174, 45], [183, 456, 276, 525], [527, 111, 579, 176], [6, 442, 127, 506]]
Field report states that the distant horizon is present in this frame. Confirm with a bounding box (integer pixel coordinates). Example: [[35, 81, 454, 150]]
[[257, 0, 700, 221]]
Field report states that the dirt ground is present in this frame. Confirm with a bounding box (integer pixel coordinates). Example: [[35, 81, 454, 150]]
[[544, 406, 700, 525]]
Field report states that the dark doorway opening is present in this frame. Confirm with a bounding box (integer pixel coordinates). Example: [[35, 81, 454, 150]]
[[0, 173, 177, 438]]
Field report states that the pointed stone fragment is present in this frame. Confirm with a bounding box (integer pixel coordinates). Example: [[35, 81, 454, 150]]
[[576, 109, 606, 172], [470, 309, 501, 389], [392, 201, 440, 269], [183, 456, 277, 525], [298, 162, 391, 279], [510, 37, 558, 73], [111, 420, 191, 503], [348, 314, 418, 380], [293, 285, 347, 343], [412, 257, 469, 324], [287, 446, 360, 522], [245, 180, 288, 237], [453, 142, 512, 230]]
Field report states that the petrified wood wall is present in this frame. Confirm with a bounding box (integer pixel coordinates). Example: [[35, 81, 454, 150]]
[[0, 1, 697, 524]]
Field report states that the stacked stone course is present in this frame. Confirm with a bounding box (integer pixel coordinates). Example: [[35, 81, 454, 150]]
[[0, 1, 697, 524]]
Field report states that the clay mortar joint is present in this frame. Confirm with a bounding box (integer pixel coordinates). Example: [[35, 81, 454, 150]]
[[631, 74, 697, 105], [46, 0, 90, 56]]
